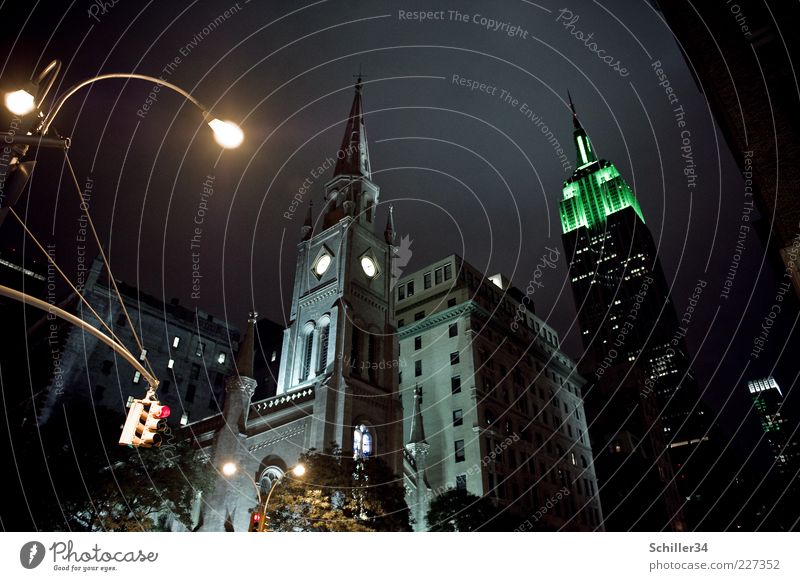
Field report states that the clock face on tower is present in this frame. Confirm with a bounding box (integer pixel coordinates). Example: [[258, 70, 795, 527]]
[[360, 256, 377, 278], [315, 254, 332, 276]]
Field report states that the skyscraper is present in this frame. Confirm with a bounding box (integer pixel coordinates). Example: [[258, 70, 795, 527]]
[[559, 96, 710, 529], [748, 377, 799, 478]]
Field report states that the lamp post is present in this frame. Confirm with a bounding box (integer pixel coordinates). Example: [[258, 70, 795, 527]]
[[222, 462, 306, 532], [2, 60, 243, 148]]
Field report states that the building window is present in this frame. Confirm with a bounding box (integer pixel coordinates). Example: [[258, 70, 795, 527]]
[[167, 358, 175, 369], [353, 424, 373, 458], [453, 409, 463, 427], [444, 264, 453, 280], [139, 349, 147, 361], [447, 298, 456, 308], [398, 285, 405, 300], [318, 323, 330, 372], [424, 272, 432, 289], [407, 281, 415, 297], [485, 409, 495, 426], [172, 336, 181, 348], [414, 311, 425, 321], [414, 336, 422, 350], [217, 352, 226, 364], [180, 412, 189, 426], [191, 364, 201, 380], [161, 380, 170, 393], [302, 328, 315, 380], [450, 352, 460, 365], [132, 371, 141, 384], [195, 342, 205, 357], [415, 360, 422, 377], [397, 319, 404, 328], [435, 268, 443, 285], [186, 384, 196, 403], [451, 375, 462, 394], [456, 474, 467, 491], [448, 323, 458, 338], [454, 439, 465, 462]]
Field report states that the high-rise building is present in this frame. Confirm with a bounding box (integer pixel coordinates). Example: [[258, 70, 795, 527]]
[[35, 257, 239, 426], [394, 255, 603, 531], [748, 377, 799, 477], [653, 0, 800, 295], [558, 96, 712, 529]]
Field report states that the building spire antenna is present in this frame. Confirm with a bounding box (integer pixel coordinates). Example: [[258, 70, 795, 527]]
[[568, 90, 581, 130]]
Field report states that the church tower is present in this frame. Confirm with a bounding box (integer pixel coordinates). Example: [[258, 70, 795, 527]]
[[276, 78, 402, 472]]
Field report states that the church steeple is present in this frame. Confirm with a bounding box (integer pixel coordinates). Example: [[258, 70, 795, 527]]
[[408, 384, 428, 445], [568, 92, 597, 167], [384, 205, 396, 245], [322, 76, 380, 230], [333, 76, 371, 179]]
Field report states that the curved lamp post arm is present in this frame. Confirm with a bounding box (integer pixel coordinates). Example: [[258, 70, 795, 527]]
[[0, 283, 159, 388], [39, 73, 211, 135], [33, 59, 62, 110]]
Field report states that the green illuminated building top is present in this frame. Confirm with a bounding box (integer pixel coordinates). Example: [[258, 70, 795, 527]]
[[559, 95, 644, 233]]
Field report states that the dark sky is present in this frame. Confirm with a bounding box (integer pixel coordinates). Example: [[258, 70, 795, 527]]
[[1, 0, 797, 444]]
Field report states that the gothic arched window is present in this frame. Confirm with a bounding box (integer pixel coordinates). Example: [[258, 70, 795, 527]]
[[317, 320, 330, 373], [301, 325, 314, 381], [353, 424, 373, 458]]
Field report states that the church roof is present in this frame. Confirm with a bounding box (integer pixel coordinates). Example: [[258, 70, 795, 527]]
[[332, 77, 371, 179]]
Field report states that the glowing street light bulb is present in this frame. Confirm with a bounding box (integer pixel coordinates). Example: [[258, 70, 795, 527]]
[[5, 89, 36, 116], [292, 464, 306, 477], [222, 462, 237, 476], [208, 118, 243, 149]]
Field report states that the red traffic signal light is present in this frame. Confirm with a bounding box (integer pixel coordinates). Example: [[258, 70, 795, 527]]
[[118, 398, 170, 448], [249, 512, 261, 532]]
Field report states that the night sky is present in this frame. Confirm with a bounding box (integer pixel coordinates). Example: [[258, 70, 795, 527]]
[[1, 0, 797, 451]]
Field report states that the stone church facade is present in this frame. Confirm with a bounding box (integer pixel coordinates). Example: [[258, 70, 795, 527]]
[[189, 79, 406, 532]]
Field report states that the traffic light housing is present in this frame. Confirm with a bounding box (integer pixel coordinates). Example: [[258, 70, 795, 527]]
[[249, 512, 261, 532], [119, 398, 171, 447]]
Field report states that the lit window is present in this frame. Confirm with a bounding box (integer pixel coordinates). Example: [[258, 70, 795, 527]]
[[195, 342, 205, 357], [139, 349, 147, 361], [453, 409, 463, 427], [132, 371, 141, 384], [167, 359, 175, 369], [173, 336, 181, 348], [270, 350, 277, 362], [353, 424, 373, 458], [180, 412, 189, 426], [217, 352, 226, 364]]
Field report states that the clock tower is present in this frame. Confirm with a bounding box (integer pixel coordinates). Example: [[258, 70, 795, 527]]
[[276, 77, 401, 472]]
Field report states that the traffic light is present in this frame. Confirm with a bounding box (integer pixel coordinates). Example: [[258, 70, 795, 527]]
[[248, 512, 261, 532], [119, 398, 171, 447]]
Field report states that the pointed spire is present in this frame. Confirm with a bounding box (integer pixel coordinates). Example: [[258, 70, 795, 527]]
[[235, 312, 258, 378], [408, 385, 427, 445], [301, 200, 314, 240], [332, 77, 371, 179], [384, 205, 396, 245], [568, 92, 597, 167], [568, 90, 581, 130]]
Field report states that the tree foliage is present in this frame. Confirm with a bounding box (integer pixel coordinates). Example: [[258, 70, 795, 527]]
[[267, 446, 410, 532], [426, 489, 518, 531], [20, 406, 211, 532]]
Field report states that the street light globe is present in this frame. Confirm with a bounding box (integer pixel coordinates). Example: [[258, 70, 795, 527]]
[[5, 89, 36, 116], [221, 462, 237, 476], [292, 464, 306, 477], [208, 118, 243, 149]]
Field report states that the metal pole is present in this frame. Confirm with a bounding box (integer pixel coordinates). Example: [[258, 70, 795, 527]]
[[0, 283, 158, 387]]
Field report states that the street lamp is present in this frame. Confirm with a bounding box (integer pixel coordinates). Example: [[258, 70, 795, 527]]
[[2, 60, 243, 148], [221, 461, 306, 532]]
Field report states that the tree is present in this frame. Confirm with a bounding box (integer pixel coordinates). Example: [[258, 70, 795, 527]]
[[267, 446, 410, 532], [22, 405, 211, 532], [426, 489, 519, 531]]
